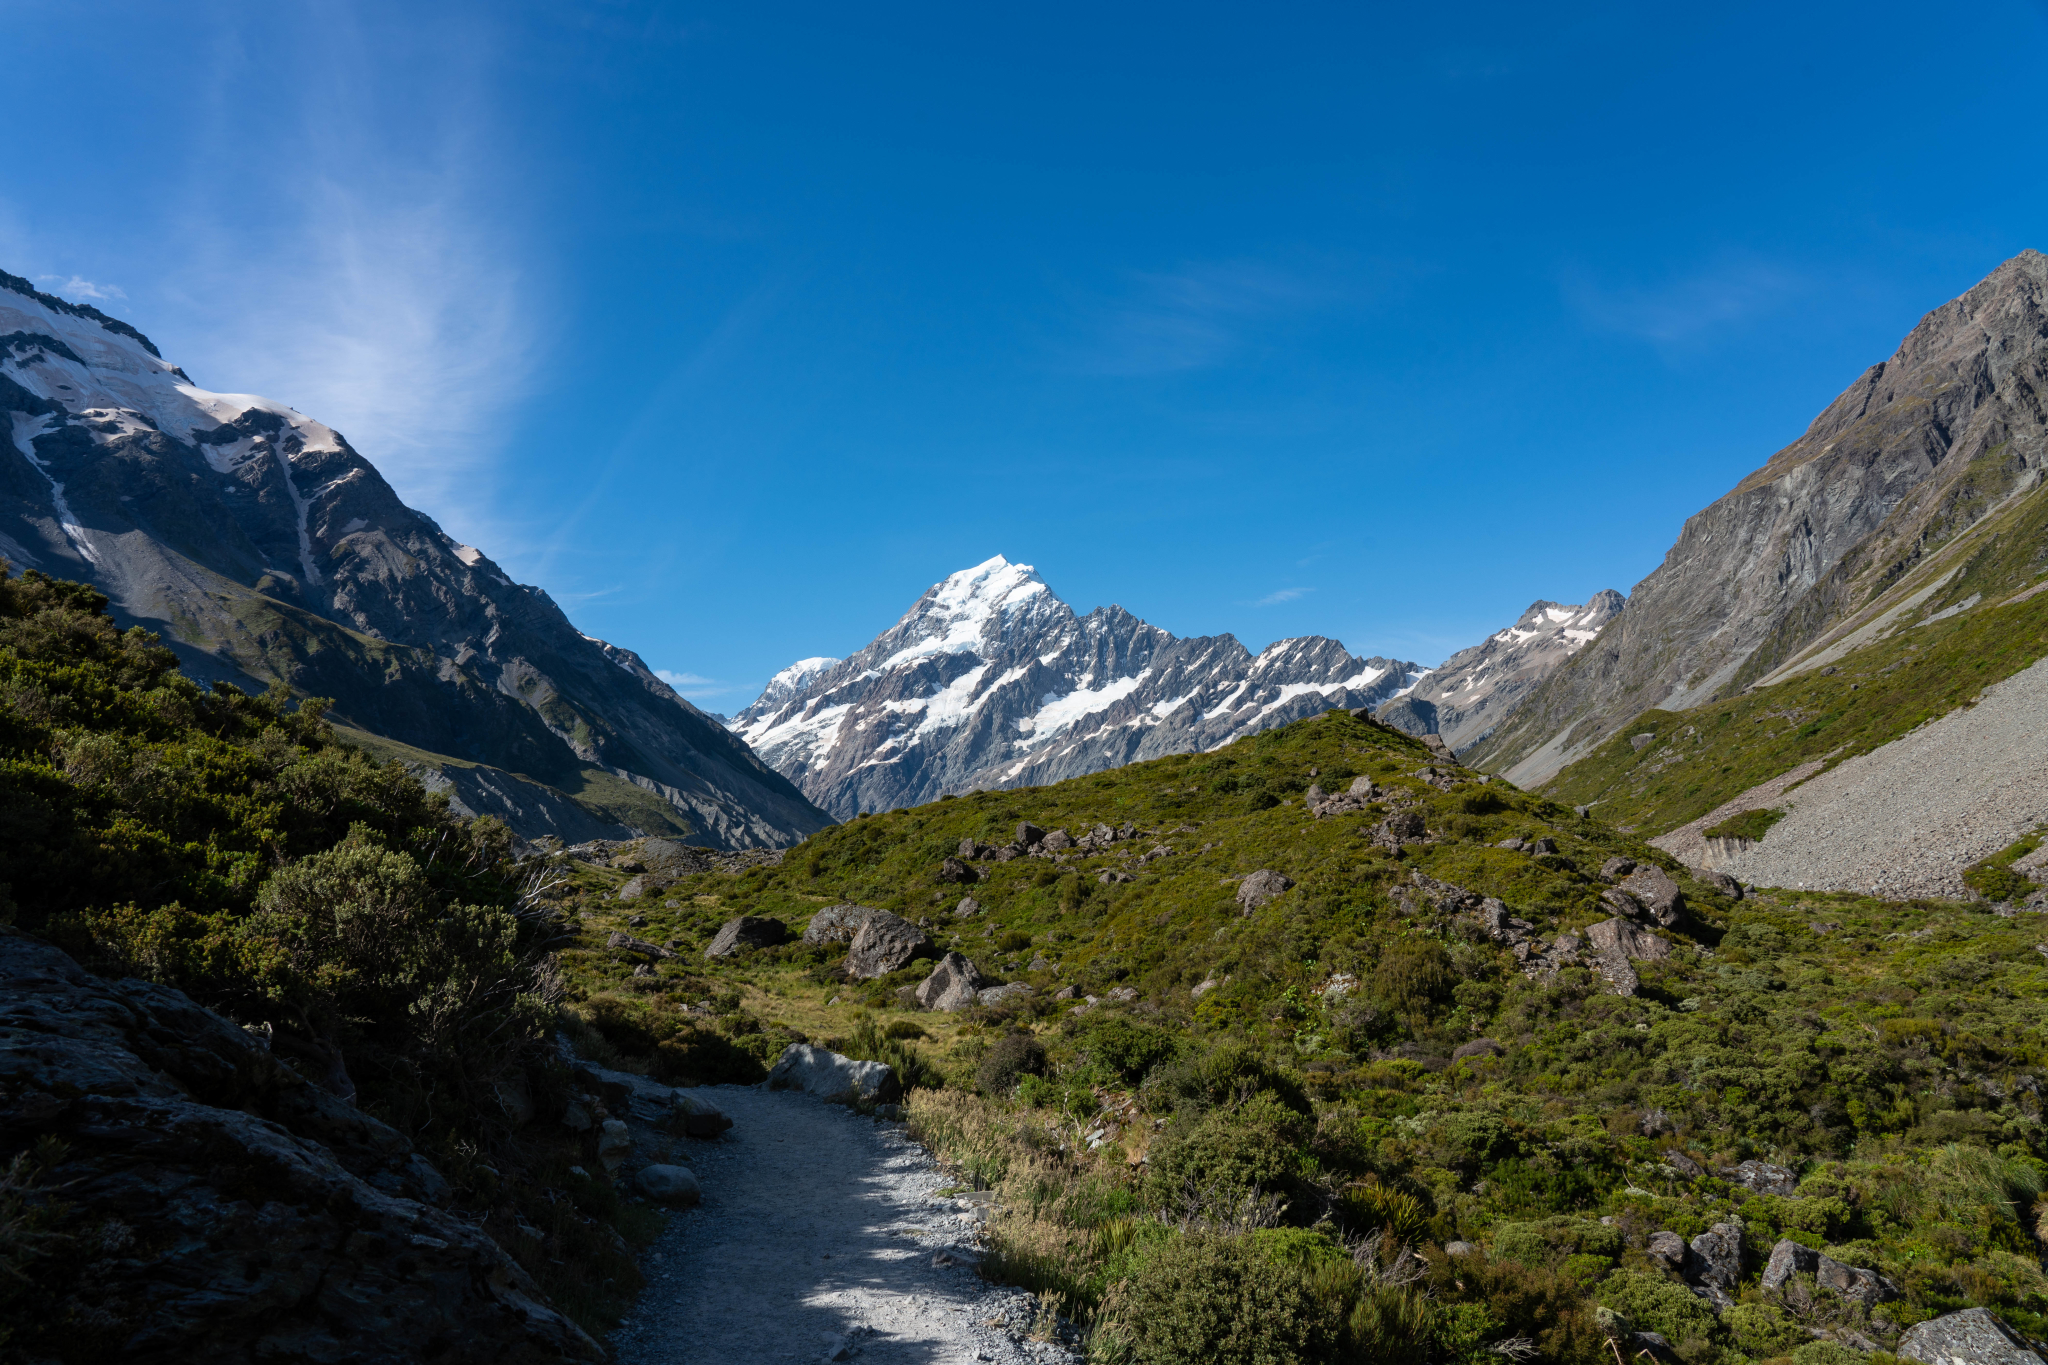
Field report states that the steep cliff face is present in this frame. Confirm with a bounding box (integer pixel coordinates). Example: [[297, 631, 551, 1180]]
[[732, 556, 1423, 818], [0, 271, 830, 847], [1469, 250, 2048, 786]]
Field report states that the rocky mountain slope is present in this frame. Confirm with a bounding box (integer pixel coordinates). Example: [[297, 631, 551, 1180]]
[[1469, 249, 2048, 788], [0, 270, 828, 847], [1375, 593, 1624, 749], [731, 556, 1422, 818]]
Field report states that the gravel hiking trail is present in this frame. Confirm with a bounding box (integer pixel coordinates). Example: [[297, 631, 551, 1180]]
[[611, 1086, 1076, 1365]]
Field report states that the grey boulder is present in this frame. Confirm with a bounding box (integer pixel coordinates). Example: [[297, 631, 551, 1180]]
[[1760, 1239, 1898, 1305], [1899, 1309, 2046, 1365], [803, 903, 887, 945], [1237, 869, 1295, 912], [766, 1044, 902, 1105], [1646, 1230, 1688, 1269], [704, 915, 792, 958], [1620, 865, 1686, 926], [1686, 1222, 1742, 1310], [1723, 1158, 1798, 1196], [637, 1163, 702, 1206], [937, 856, 978, 884], [846, 911, 938, 979], [916, 952, 987, 1011]]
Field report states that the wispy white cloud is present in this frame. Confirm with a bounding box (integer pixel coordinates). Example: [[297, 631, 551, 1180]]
[[1255, 587, 1313, 606], [150, 7, 533, 555], [37, 275, 126, 302], [656, 668, 742, 700], [1564, 257, 1810, 344], [1066, 260, 1338, 376]]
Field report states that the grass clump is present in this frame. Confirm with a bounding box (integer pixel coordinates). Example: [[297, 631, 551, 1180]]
[[1701, 807, 1786, 842]]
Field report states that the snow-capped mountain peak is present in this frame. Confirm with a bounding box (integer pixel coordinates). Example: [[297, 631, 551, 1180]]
[[734, 561, 1422, 818]]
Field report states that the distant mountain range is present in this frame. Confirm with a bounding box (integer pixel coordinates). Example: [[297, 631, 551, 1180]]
[[731, 556, 1429, 819], [0, 270, 830, 848], [1377, 593, 1624, 752]]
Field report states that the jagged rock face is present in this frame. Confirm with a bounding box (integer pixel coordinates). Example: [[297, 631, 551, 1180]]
[[1472, 250, 2048, 786], [0, 931, 602, 1364], [1386, 594, 1623, 750], [733, 556, 1422, 819], [0, 271, 829, 848]]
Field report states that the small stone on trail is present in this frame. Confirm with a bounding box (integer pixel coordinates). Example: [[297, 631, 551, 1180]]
[[637, 1164, 702, 1206]]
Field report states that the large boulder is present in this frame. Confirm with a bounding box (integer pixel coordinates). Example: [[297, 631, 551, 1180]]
[[1722, 1158, 1798, 1196], [916, 952, 986, 1011], [1585, 918, 1672, 963], [937, 856, 979, 884], [636, 1164, 703, 1206], [560, 1045, 734, 1137], [1237, 869, 1295, 912], [1686, 1222, 1743, 1310], [802, 903, 887, 945], [1899, 1309, 2046, 1365], [978, 983, 1035, 1007], [766, 1044, 902, 1105], [0, 932, 604, 1364], [846, 911, 938, 979], [1760, 1239, 1899, 1305], [704, 915, 792, 958], [1620, 865, 1686, 926]]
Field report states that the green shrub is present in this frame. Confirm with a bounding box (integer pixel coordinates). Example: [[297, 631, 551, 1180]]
[[1726, 1301, 1808, 1357], [1097, 1232, 1342, 1365], [976, 1031, 1048, 1095], [1148, 1095, 1311, 1201], [1141, 1043, 1310, 1116], [1080, 1017, 1179, 1084], [1492, 1217, 1623, 1269], [1248, 1227, 1349, 1271], [1595, 1270, 1722, 1348]]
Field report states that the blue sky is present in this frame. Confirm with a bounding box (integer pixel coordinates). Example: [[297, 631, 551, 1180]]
[[8, 1, 2048, 710]]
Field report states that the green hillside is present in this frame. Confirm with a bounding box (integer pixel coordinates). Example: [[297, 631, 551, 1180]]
[[551, 706, 2048, 1363]]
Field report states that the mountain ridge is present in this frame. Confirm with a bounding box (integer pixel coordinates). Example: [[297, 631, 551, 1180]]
[[733, 555, 1426, 818], [0, 272, 830, 848]]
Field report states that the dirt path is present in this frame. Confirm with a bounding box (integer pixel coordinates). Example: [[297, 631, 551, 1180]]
[[611, 1086, 1076, 1365]]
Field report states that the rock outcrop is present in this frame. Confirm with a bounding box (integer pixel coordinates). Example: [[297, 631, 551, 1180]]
[[732, 556, 1423, 818], [1236, 870, 1295, 912], [0, 271, 830, 849], [0, 930, 602, 1363]]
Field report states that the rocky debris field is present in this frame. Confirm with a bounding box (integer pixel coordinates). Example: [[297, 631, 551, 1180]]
[[611, 1084, 1076, 1365], [1716, 654, 2048, 899]]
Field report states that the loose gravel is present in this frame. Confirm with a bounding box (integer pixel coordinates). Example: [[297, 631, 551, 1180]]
[[612, 1086, 1076, 1365], [1707, 653, 2048, 899]]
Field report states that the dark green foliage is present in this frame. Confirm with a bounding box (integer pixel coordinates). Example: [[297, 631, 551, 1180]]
[[1702, 807, 1786, 841], [1148, 1094, 1312, 1201], [1079, 1017, 1179, 1084], [1098, 1232, 1343, 1365], [1962, 827, 2046, 904], [976, 1030, 1048, 1094]]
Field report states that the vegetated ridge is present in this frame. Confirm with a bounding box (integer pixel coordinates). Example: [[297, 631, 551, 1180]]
[[0, 270, 829, 848], [1470, 250, 2048, 793], [732, 555, 1424, 820], [550, 702, 2048, 1364]]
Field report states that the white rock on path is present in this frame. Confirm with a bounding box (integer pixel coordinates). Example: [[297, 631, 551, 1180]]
[[636, 1164, 702, 1206], [766, 1043, 903, 1105]]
